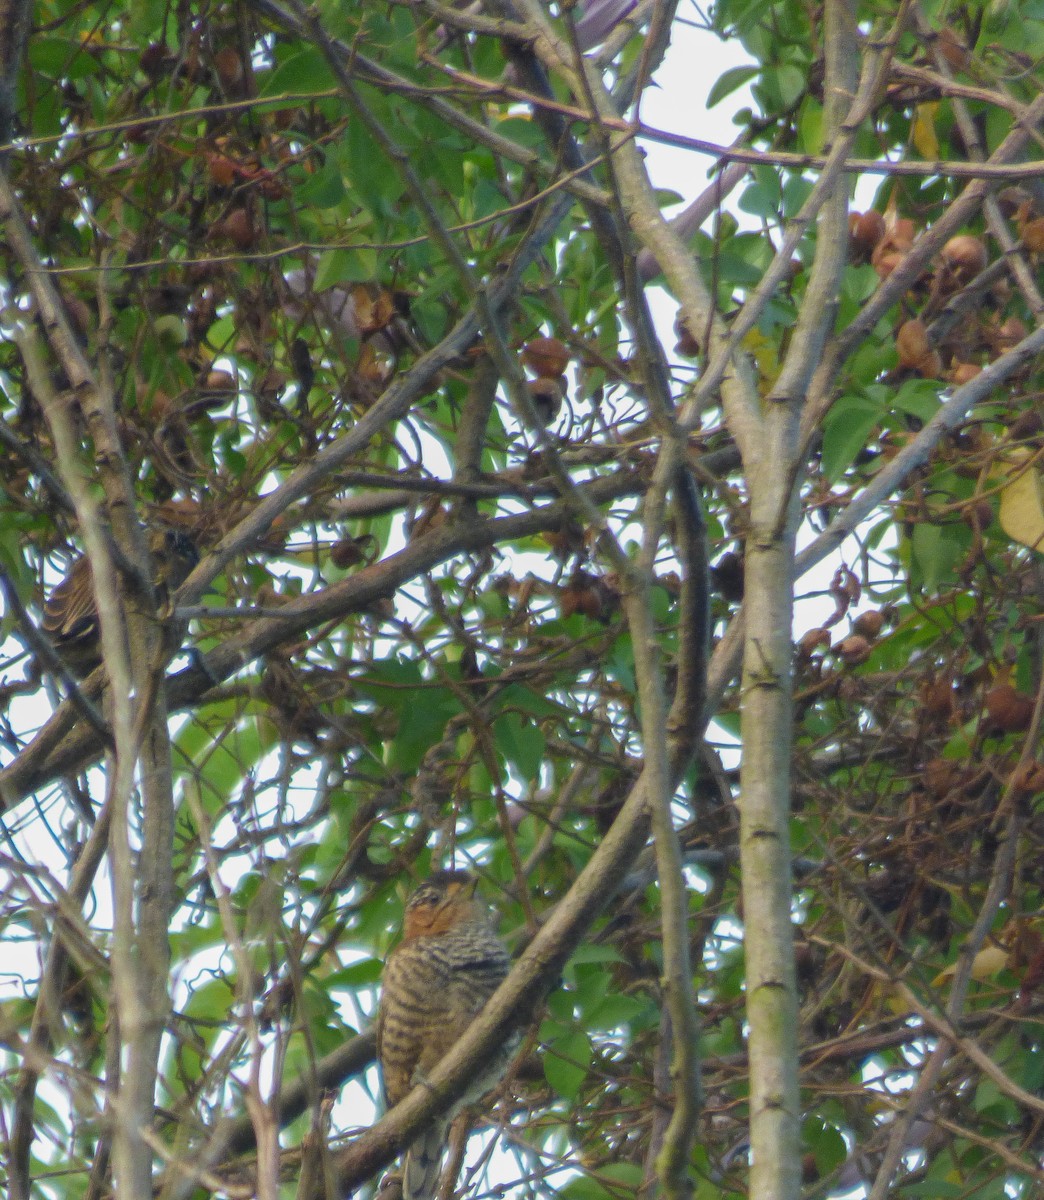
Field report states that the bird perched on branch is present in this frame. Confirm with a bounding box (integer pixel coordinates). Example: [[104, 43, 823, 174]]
[[42, 526, 199, 677], [377, 870, 513, 1200]]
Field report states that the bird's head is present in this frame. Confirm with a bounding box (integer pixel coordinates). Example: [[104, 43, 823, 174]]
[[401, 870, 485, 940]]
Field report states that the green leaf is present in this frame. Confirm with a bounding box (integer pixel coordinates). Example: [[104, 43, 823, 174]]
[[782, 175, 814, 215], [183, 976, 236, 1025], [607, 633, 635, 692], [545, 992, 576, 1023], [893, 377, 942, 423], [911, 522, 965, 594], [560, 1162, 643, 1199], [295, 161, 347, 210], [29, 38, 100, 80], [568, 945, 625, 966], [738, 167, 783, 219], [347, 103, 405, 206], [495, 711, 545, 778], [260, 48, 335, 97], [314, 247, 377, 290], [803, 1116, 848, 1175], [756, 62, 806, 111], [493, 115, 547, 149], [170, 920, 223, 960], [903, 1184, 962, 1198], [706, 65, 759, 108], [543, 1029, 592, 1100], [586, 993, 645, 1030], [821, 394, 882, 482], [972, 1076, 1017, 1122], [326, 955, 384, 984], [797, 98, 824, 154], [178, 718, 265, 815]]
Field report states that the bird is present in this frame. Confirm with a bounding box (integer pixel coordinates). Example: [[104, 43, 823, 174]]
[[42, 526, 199, 677], [377, 870, 513, 1200]]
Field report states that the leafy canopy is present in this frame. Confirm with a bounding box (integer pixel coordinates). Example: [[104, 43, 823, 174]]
[[0, 1, 1042, 1199]]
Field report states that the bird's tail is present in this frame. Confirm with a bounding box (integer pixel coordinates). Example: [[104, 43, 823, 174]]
[[402, 1118, 449, 1200]]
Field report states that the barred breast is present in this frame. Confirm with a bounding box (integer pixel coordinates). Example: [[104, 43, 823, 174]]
[[378, 925, 511, 1106]]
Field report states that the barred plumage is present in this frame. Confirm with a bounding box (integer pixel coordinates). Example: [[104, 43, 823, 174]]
[[378, 870, 512, 1200], [43, 527, 198, 676]]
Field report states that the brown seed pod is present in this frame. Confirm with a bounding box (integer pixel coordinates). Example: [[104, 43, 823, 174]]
[[997, 186, 1037, 220], [896, 318, 931, 368], [797, 627, 831, 659], [560, 587, 598, 620], [254, 367, 288, 404], [849, 210, 886, 262], [213, 46, 245, 89], [962, 498, 993, 529], [330, 535, 378, 570], [211, 208, 257, 249], [674, 312, 701, 358], [924, 757, 961, 797], [940, 234, 988, 284], [872, 217, 917, 278], [994, 316, 1027, 353], [872, 248, 906, 279], [937, 25, 970, 70], [916, 349, 944, 380], [543, 520, 586, 560], [835, 634, 872, 665], [852, 609, 885, 640], [514, 576, 536, 610], [187, 370, 235, 414], [560, 583, 596, 620], [984, 683, 1033, 733], [1021, 216, 1044, 254], [711, 551, 745, 602], [920, 676, 955, 719], [206, 152, 238, 188], [366, 597, 395, 622], [857, 210, 886, 244], [410, 497, 448, 539], [949, 362, 982, 385], [891, 217, 917, 248], [1009, 410, 1043, 440], [658, 570, 682, 596], [1011, 759, 1044, 794], [559, 570, 616, 622], [522, 336, 570, 379], [793, 938, 816, 981], [526, 376, 564, 426], [202, 369, 236, 394], [139, 42, 172, 79]]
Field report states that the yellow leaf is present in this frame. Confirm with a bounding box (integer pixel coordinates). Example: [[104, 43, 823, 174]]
[[932, 942, 1010, 987], [880, 982, 911, 1016], [912, 103, 940, 160], [998, 448, 1044, 552], [742, 327, 779, 392]]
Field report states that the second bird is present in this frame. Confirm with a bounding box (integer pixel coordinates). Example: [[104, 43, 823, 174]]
[[377, 870, 513, 1200], [43, 526, 198, 677]]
